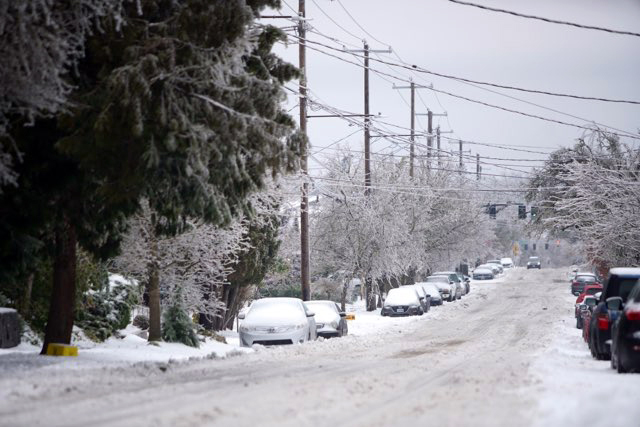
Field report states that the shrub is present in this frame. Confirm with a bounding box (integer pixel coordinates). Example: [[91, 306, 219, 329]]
[[132, 314, 149, 330], [162, 291, 199, 348]]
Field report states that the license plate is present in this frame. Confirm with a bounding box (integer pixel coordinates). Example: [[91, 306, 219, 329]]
[[397, 308, 404, 313]]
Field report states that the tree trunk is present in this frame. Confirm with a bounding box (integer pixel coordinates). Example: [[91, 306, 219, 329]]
[[147, 238, 162, 342], [365, 277, 376, 311], [212, 283, 230, 331], [222, 285, 239, 330], [340, 280, 348, 312], [41, 218, 77, 354], [21, 273, 34, 319], [198, 283, 216, 331]]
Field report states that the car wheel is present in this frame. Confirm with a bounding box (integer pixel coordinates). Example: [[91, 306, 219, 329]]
[[576, 317, 582, 329], [617, 351, 627, 373]]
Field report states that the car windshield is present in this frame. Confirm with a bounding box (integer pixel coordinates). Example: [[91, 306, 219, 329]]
[[585, 287, 600, 295], [606, 277, 640, 301], [576, 275, 596, 283], [385, 288, 419, 305], [305, 302, 338, 323], [585, 298, 597, 306]]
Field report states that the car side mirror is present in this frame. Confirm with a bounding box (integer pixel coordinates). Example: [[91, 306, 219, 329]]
[[237, 312, 245, 320], [606, 296, 623, 311], [419, 296, 425, 300], [339, 312, 346, 317], [306, 311, 315, 317], [425, 294, 431, 298]]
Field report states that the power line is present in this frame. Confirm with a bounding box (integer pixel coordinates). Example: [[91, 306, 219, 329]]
[[282, 34, 640, 139], [448, 0, 640, 39]]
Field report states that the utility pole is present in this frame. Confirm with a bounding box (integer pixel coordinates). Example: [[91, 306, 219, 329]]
[[416, 110, 446, 168], [459, 140, 463, 171], [298, 0, 310, 301], [346, 42, 391, 194], [476, 153, 481, 180], [410, 81, 415, 178], [346, 41, 390, 311], [364, 42, 370, 195], [393, 82, 431, 177], [435, 127, 453, 167]]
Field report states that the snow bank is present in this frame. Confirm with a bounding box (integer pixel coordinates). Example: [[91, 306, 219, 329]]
[[532, 279, 640, 427]]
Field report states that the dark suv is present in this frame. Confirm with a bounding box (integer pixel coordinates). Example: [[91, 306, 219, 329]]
[[610, 280, 640, 373], [526, 256, 541, 269], [589, 268, 640, 360]]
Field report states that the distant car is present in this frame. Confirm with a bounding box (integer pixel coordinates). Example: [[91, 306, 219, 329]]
[[575, 284, 603, 328], [526, 256, 541, 269], [486, 260, 504, 274], [305, 300, 348, 338], [401, 284, 431, 313], [416, 282, 443, 306], [610, 280, 640, 373], [580, 295, 599, 343], [500, 257, 514, 269], [238, 297, 317, 347], [473, 268, 494, 280], [571, 273, 599, 296], [432, 272, 463, 300], [424, 276, 455, 302], [568, 266, 579, 282], [477, 263, 501, 276], [381, 287, 424, 316], [589, 268, 640, 360], [456, 272, 470, 294]]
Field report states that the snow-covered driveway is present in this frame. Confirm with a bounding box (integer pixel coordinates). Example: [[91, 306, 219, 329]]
[[1, 268, 638, 427]]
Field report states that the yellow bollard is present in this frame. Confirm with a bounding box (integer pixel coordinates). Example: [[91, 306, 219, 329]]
[[45, 343, 78, 357]]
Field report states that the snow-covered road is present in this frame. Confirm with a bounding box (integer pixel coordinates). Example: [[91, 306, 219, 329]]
[[1, 268, 638, 427]]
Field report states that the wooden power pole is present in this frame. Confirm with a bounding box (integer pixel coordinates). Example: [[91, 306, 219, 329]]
[[298, 0, 310, 301]]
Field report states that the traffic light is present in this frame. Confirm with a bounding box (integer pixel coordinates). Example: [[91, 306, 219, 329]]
[[518, 205, 526, 219], [530, 206, 538, 219], [489, 204, 496, 219]]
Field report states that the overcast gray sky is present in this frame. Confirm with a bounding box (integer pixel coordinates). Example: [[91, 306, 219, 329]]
[[264, 0, 640, 178]]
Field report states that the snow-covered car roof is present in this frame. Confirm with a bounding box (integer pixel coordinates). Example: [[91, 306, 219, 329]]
[[415, 283, 442, 297], [402, 284, 426, 297], [305, 301, 339, 323], [244, 298, 306, 325], [433, 271, 457, 275], [385, 287, 420, 305], [425, 276, 449, 283], [473, 268, 493, 274]]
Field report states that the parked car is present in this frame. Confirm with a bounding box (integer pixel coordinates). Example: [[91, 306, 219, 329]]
[[238, 297, 317, 347], [477, 263, 501, 276], [401, 284, 431, 313], [610, 280, 640, 373], [381, 287, 424, 316], [472, 267, 494, 280], [575, 284, 604, 328], [571, 273, 599, 296], [575, 284, 603, 328], [432, 272, 463, 299], [500, 257, 514, 269], [526, 256, 541, 269], [589, 268, 640, 360], [456, 272, 470, 294], [416, 282, 443, 306], [486, 260, 504, 274], [424, 276, 455, 302], [305, 300, 348, 338], [580, 294, 599, 343]]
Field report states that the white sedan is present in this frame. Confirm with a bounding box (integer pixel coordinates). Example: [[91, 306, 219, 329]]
[[238, 298, 317, 347]]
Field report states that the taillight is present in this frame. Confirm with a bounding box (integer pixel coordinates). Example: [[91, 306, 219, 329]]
[[597, 313, 610, 330], [626, 309, 640, 321]]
